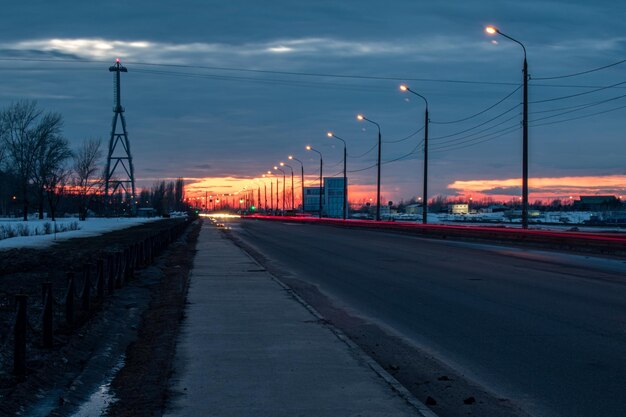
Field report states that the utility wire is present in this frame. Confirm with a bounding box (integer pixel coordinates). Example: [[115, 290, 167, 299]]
[[430, 85, 521, 124], [532, 58, 626, 80], [431, 126, 521, 153], [383, 125, 425, 143], [347, 142, 378, 159], [530, 103, 626, 128], [430, 123, 520, 151], [531, 80, 626, 104], [430, 104, 521, 140], [529, 93, 626, 114], [0, 57, 521, 86], [530, 93, 626, 123], [3, 57, 626, 92]]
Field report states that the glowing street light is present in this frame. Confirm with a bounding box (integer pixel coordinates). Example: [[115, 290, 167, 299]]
[[357, 114, 382, 221], [274, 165, 286, 213], [400, 84, 430, 224], [267, 170, 277, 213], [306, 145, 324, 218], [327, 131, 348, 220], [280, 162, 295, 211], [486, 24, 530, 229], [289, 155, 305, 212]]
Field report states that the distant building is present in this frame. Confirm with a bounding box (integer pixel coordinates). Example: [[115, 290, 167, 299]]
[[573, 196, 622, 211], [368, 203, 391, 218], [323, 177, 348, 218], [137, 207, 157, 217], [448, 203, 469, 215], [480, 204, 508, 213], [405, 204, 423, 215], [303, 186, 323, 213]]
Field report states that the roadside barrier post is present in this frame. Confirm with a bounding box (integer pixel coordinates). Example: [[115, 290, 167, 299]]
[[66, 272, 75, 326], [42, 283, 53, 348], [107, 254, 115, 295], [115, 252, 123, 289], [96, 258, 105, 300], [81, 265, 91, 312], [14, 294, 27, 378]]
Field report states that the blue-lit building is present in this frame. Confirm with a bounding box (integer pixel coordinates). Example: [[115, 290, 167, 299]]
[[303, 177, 348, 218], [303, 186, 323, 213], [323, 177, 348, 218]]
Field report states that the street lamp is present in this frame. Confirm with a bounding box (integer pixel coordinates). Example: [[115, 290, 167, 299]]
[[326, 131, 348, 220], [261, 174, 269, 211], [274, 166, 286, 213], [486, 25, 529, 229], [280, 162, 295, 211], [267, 170, 275, 213], [289, 155, 305, 212], [306, 145, 323, 218], [357, 114, 382, 221], [400, 84, 429, 224]]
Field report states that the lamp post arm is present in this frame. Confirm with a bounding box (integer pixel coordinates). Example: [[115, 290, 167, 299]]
[[496, 30, 527, 59]]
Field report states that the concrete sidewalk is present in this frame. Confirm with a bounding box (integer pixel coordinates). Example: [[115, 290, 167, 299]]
[[164, 223, 434, 417]]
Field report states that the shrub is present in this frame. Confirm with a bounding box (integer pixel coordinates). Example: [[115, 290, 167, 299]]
[[16, 224, 30, 237]]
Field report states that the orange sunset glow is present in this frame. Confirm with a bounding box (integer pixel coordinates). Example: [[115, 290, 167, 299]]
[[448, 175, 626, 201], [184, 176, 381, 205]]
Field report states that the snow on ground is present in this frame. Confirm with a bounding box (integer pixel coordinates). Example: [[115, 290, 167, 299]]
[[0, 217, 161, 251]]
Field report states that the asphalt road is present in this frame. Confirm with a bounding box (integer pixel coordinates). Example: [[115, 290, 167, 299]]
[[232, 218, 626, 417]]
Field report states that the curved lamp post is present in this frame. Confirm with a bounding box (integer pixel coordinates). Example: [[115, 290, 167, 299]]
[[400, 84, 429, 224], [280, 162, 294, 210], [326, 131, 348, 220], [261, 174, 269, 212], [486, 25, 529, 229], [274, 166, 286, 213], [357, 114, 382, 221], [288, 155, 304, 212], [266, 170, 275, 213], [306, 145, 323, 218]]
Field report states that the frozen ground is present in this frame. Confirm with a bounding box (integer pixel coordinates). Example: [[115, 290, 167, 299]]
[[0, 217, 161, 251]]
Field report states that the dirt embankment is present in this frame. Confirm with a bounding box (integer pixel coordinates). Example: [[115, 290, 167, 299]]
[[0, 217, 199, 416]]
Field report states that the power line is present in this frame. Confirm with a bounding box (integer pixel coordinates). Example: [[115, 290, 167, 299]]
[[383, 125, 424, 143], [430, 85, 521, 124], [431, 126, 522, 153], [531, 80, 626, 104], [532, 58, 626, 80], [529, 93, 626, 114], [530, 93, 626, 123], [347, 142, 378, 159], [430, 104, 521, 141], [430, 123, 520, 151], [530, 103, 626, 128], [0, 57, 522, 86], [3, 57, 626, 92]]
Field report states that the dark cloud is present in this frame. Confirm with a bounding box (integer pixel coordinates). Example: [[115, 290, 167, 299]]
[[483, 186, 523, 196], [0, 0, 624, 199]]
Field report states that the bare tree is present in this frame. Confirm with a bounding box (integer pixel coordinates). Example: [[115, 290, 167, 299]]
[[46, 166, 71, 221], [0, 101, 63, 220], [33, 135, 72, 219], [73, 139, 103, 221], [151, 181, 166, 216], [175, 177, 185, 211]]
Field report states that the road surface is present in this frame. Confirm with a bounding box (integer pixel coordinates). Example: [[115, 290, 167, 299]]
[[231, 218, 626, 417]]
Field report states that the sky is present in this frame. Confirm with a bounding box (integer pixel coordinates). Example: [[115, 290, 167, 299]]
[[0, 0, 625, 204]]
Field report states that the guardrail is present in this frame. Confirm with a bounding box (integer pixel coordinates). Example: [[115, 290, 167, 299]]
[[244, 215, 626, 254]]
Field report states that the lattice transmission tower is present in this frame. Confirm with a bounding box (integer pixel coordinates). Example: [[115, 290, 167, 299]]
[[104, 58, 136, 214]]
